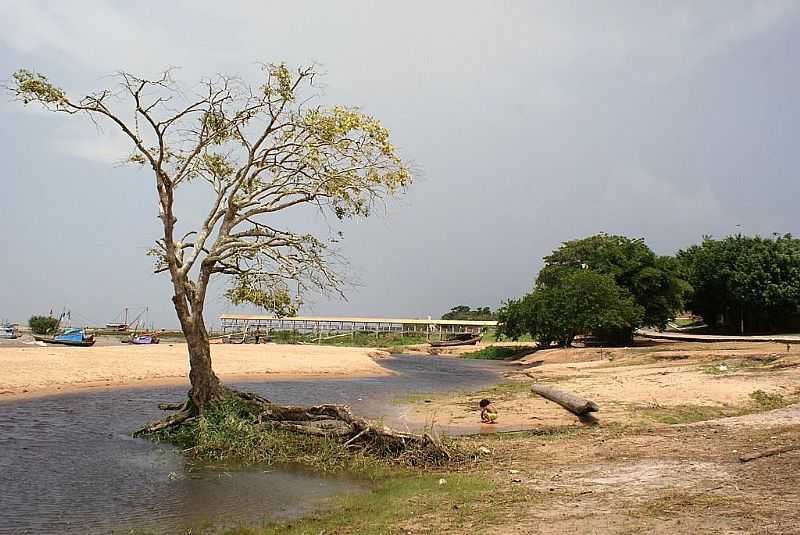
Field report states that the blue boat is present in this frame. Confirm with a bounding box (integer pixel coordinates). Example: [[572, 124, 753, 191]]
[[34, 327, 95, 347]]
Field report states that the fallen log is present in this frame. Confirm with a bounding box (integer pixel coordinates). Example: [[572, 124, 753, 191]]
[[738, 444, 799, 463], [531, 384, 599, 416]]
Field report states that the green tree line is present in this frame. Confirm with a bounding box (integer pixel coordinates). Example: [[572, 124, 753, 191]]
[[498, 233, 800, 346], [441, 306, 496, 321]]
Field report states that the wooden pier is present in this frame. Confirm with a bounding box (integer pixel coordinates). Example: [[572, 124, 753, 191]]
[[219, 314, 497, 341]]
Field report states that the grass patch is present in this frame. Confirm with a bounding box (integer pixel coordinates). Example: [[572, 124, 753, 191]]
[[634, 404, 740, 425], [748, 389, 786, 409], [634, 390, 795, 425], [268, 330, 431, 348], [152, 398, 465, 476], [703, 356, 780, 375], [483, 328, 536, 343], [671, 316, 705, 329], [229, 473, 493, 535], [638, 490, 736, 518], [487, 425, 587, 442], [461, 345, 537, 360]]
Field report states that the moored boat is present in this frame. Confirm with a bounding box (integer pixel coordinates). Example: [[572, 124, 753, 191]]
[[429, 333, 482, 347], [0, 323, 20, 339], [122, 333, 160, 345], [34, 327, 95, 347]]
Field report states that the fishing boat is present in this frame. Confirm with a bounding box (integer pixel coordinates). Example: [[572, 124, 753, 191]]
[[34, 327, 96, 347], [121, 333, 160, 345], [119, 308, 160, 344], [0, 323, 20, 339], [429, 333, 482, 347], [106, 307, 131, 331], [131, 335, 159, 345]]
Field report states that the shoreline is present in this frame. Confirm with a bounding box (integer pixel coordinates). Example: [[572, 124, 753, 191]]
[[0, 370, 392, 402], [0, 342, 392, 402]]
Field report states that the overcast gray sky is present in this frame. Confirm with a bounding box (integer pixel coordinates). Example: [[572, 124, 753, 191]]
[[1, 1, 799, 328]]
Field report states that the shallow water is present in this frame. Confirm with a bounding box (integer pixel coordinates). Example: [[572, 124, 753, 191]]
[[0, 355, 506, 534]]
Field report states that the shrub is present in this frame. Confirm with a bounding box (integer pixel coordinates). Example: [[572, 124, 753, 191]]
[[29, 315, 59, 334], [498, 271, 643, 347]]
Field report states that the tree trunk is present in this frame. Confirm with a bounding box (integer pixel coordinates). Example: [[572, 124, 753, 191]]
[[171, 277, 222, 414], [184, 316, 222, 412], [531, 384, 599, 416]]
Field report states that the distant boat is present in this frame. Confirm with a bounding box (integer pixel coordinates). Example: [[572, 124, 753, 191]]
[[0, 323, 20, 339], [106, 307, 131, 331], [429, 333, 482, 347], [34, 327, 95, 347], [131, 335, 159, 345], [107, 306, 151, 332], [121, 333, 160, 345], [119, 308, 159, 345]]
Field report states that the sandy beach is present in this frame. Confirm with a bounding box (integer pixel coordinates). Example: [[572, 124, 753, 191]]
[[0, 342, 390, 399], [400, 340, 800, 432]]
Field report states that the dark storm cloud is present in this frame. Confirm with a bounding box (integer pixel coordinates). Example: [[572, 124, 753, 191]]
[[1, 1, 799, 326]]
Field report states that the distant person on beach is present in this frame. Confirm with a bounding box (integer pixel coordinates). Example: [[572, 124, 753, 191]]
[[479, 399, 498, 424]]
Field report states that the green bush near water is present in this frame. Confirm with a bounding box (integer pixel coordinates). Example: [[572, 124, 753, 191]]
[[154, 398, 465, 474], [462, 345, 537, 360]]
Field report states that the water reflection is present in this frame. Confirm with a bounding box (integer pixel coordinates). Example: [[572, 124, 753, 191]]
[[0, 355, 505, 534]]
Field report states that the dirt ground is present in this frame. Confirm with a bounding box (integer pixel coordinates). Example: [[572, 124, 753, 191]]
[[0, 341, 390, 398], [401, 341, 800, 432], [400, 340, 800, 534]]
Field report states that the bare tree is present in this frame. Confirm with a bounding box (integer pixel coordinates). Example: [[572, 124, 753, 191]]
[[10, 65, 411, 413]]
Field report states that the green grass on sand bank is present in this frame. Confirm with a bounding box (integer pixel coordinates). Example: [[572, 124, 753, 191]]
[[461, 345, 537, 360], [144, 398, 494, 534], [151, 398, 466, 475], [632, 389, 795, 425], [223, 474, 493, 535]]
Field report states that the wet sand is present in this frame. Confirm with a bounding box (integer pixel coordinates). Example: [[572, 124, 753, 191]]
[[0, 342, 390, 399]]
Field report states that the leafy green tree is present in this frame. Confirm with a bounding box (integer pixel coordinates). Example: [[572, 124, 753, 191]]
[[538, 234, 689, 330], [10, 66, 411, 412], [441, 305, 495, 320], [677, 234, 800, 333], [29, 315, 59, 335], [497, 271, 643, 347]]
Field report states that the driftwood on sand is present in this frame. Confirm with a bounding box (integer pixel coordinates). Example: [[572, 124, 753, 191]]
[[738, 444, 799, 463], [531, 384, 599, 416]]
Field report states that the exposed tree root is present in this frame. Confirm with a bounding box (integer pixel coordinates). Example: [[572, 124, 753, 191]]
[[135, 388, 451, 461], [135, 399, 195, 436]]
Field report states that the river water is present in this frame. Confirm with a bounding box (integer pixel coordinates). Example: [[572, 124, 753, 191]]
[[0, 355, 506, 534]]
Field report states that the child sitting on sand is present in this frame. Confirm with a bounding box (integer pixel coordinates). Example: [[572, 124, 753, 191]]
[[479, 399, 498, 424]]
